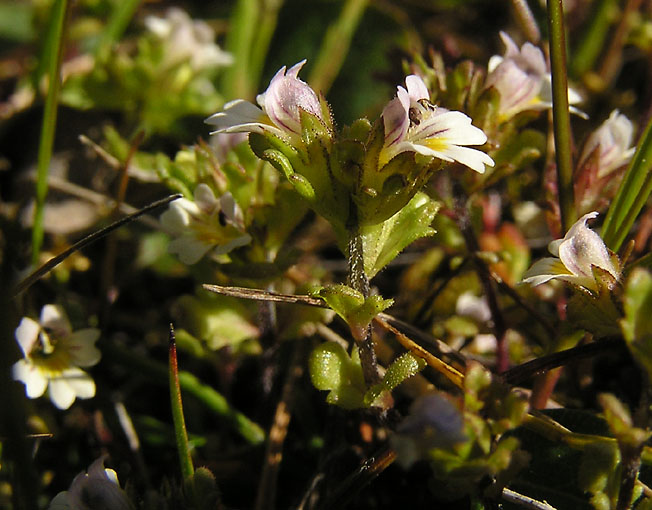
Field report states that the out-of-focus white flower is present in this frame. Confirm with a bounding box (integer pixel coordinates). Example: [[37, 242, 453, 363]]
[[456, 291, 492, 323], [379, 74, 494, 173], [12, 305, 100, 410], [206, 60, 326, 144], [485, 31, 584, 121], [160, 184, 251, 264], [522, 212, 619, 292], [48, 457, 133, 510], [391, 393, 467, 468], [578, 110, 635, 178], [145, 8, 233, 71]]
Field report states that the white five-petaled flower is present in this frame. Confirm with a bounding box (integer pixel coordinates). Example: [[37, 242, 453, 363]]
[[12, 305, 101, 410], [160, 184, 251, 265], [145, 8, 233, 71], [578, 109, 635, 178], [205, 60, 325, 144], [522, 212, 619, 292], [485, 31, 584, 121], [379, 74, 495, 173], [48, 457, 133, 510]]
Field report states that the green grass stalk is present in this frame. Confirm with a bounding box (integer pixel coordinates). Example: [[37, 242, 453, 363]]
[[94, 0, 141, 53], [570, 0, 618, 78], [248, 0, 284, 96], [31, 0, 68, 266], [602, 115, 652, 252], [308, 0, 369, 94], [547, 0, 577, 233], [169, 325, 194, 480], [221, 0, 258, 100]]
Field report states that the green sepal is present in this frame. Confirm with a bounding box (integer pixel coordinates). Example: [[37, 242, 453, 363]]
[[364, 352, 426, 407], [567, 274, 622, 338], [621, 268, 652, 382], [183, 467, 223, 510], [360, 192, 439, 278], [308, 342, 366, 409], [312, 284, 393, 341]]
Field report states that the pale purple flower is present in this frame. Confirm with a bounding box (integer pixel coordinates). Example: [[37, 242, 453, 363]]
[[522, 212, 619, 292], [578, 110, 635, 178], [379, 74, 494, 173], [205, 60, 325, 143], [485, 32, 584, 121], [145, 8, 233, 71], [12, 305, 100, 410], [160, 184, 251, 264], [48, 457, 132, 510]]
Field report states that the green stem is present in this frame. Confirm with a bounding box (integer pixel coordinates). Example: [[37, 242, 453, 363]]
[[308, 0, 369, 94], [547, 0, 577, 234], [31, 0, 69, 265], [105, 343, 266, 444], [169, 325, 194, 480], [602, 109, 652, 252]]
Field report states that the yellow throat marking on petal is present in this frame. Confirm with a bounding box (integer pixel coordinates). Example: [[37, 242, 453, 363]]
[[421, 136, 450, 153]]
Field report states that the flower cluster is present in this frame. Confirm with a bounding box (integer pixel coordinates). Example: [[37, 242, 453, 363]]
[[207, 61, 493, 230], [12, 305, 101, 410], [145, 8, 233, 71]]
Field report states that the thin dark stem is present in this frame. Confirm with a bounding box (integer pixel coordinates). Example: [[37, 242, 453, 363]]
[[255, 341, 304, 510], [501, 338, 623, 385], [13, 194, 182, 297], [457, 205, 509, 372]]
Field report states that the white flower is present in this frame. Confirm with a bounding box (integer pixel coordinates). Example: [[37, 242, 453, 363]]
[[205, 60, 326, 144], [578, 110, 635, 178], [12, 305, 100, 410], [48, 457, 133, 510], [160, 184, 251, 264], [379, 74, 495, 173], [145, 8, 233, 71], [522, 212, 619, 292], [485, 32, 584, 121]]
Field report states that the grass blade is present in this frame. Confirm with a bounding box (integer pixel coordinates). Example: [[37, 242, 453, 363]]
[[169, 324, 195, 480], [547, 0, 577, 233], [602, 115, 652, 252], [31, 0, 69, 265], [221, 0, 258, 100], [308, 0, 369, 95]]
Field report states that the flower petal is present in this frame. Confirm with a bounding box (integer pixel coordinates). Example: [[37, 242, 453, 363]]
[[15, 317, 40, 357], [205, 99, 267, 134], [168, 236, 213, 265], [48, 378, 77, 409], [557, 212, 617, 280], [40, 304, 72, 338], [522, 257, 572, 286], [68, 329, 101, 367], [13, 359, 48, 398], [258, 60, 322, 136], [61, 368, 96, 400]]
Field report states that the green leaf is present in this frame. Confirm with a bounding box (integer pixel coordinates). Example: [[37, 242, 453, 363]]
[[621, 268, 652, 381], [360, 192, 439, 278], [603, 115, 652, 251], [308, 342, 366, 409], [313, 284, 393, 340]]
